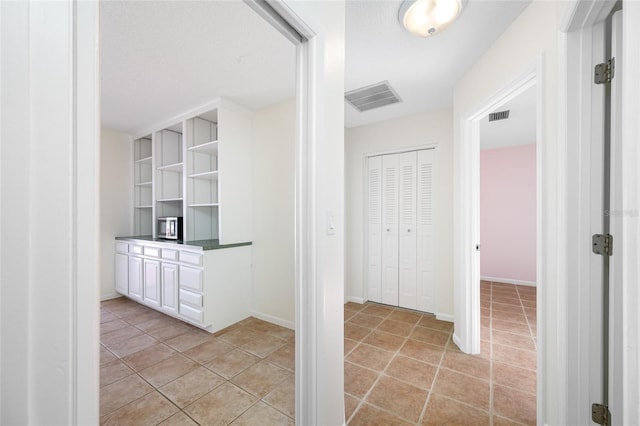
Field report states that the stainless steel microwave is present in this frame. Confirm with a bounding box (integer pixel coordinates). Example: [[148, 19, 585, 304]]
[[157, 216, 183, 240]]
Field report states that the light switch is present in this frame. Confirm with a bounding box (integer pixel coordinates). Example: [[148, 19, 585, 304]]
[[327, 210, 336, 235]]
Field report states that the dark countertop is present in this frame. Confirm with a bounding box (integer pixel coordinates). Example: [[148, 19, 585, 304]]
[[116, 236, 252, 251]]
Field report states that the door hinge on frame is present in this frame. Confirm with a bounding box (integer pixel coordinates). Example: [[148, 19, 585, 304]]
[[592, 234, 613, 256], [594, 58, 615, 84], [592, 403, 611, 426]]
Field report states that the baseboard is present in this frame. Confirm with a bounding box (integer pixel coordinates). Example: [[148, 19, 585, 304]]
[[101, 292, 121, 301], [251, 311, 294, 330], [436, 313, 454, 323], [345, 296, 365, 304], [481, 276, 537, 287], [452, 332, 463, 350]]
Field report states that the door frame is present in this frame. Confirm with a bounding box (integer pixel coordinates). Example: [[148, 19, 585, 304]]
[[361, 144, 438, 309], [454, 60, 542, 356]]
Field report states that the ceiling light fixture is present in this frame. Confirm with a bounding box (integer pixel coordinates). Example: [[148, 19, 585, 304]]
[[399, 0, 464, 37]]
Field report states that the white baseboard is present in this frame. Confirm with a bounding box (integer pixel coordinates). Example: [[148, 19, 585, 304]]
[[251, 311, 294, 330], [345, 296, 365, 304], [481, 276, 537, 287], [452, 333, 463, 350], [436, 313, 454, 323], [101, 292, 121, 301]]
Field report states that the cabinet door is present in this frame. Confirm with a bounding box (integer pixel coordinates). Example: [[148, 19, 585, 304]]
[[398, 151, 418, 310], [367, 156, 383, 303], [143, 259, 161, 307], [161, 262, 179, 314], [115, 253, 129, 295], [416, 149, 435, 313], [381, 153, 399, 306], [128, 256, 143, 300]]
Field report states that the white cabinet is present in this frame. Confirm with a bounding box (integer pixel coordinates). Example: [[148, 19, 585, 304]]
[[143, 259, 161, 307], [367, 148, 436, 313], [161, 262, 179, 315], [115, 253, 129, 294], [128, 256, 143, 301]]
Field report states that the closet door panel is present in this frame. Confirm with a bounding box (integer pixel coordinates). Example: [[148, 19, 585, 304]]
[[366, 156, 383, 303], [398, 151, 417, 310], [381, 153, 399, 306], [417, 149, 435, 313]]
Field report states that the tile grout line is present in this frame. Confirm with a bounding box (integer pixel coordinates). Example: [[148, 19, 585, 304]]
[[416, 323, 453, 425]]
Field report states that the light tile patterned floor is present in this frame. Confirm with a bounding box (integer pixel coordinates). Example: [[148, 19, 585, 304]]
[[100, 280, 536, 425], [344, 281, 537, 425]]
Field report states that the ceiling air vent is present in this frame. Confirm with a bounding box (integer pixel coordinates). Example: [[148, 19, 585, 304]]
[[345, 81, 402, 112], [489, 110, 510, 122]]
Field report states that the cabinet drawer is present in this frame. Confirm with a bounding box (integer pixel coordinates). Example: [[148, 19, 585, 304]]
[[180, 251, 203, 266], [180, 266, 203, 291], [115, 242, 128, 253], [180, 303, 204, 323], [179, 288, 203, 308], [143, 246, 161, 258], [129, 245, 143, 255], [162, 249, 179, 261]]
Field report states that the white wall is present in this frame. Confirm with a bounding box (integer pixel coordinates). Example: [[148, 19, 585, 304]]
[[345, 108, 453, 317], [251, 99, 295, 327], [452, 2, 566, 424], [100, 128, 133, 300]]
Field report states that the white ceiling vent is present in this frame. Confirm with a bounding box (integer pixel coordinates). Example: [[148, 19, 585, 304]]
[[489, 110, 510, 122], [345, 81, 402, 112]]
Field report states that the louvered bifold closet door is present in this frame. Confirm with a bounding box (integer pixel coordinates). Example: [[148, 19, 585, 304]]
[[381, 154, 400, 306], [416, 149, 435, 312], [367, 156, 383, 303], [398, 151, 418, 310]]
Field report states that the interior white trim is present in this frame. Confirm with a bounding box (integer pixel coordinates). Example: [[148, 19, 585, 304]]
[[436, 313, 454, 323], [251, 311, 295, 330], [346, 296, 365, 305], [480, 276, 537, 287]]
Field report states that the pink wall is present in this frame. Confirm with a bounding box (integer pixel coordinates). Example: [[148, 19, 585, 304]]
[[480, 144, 536, 284]]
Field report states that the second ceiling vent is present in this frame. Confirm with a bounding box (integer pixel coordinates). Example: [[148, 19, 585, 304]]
[[345, 81, 402, 112]]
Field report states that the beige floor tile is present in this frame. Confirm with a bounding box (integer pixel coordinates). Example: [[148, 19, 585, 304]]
[[441, 350, 490, 380], [231, 361, 291, 397], [121, 343, 177, 371], [409, 326, 450, 347], [344, 302, 366, 312], [265, 343, 295, 372], [158, 411, 199, 426], [205, 348, 260, 379], [344, 338, 359, 355], [492, 302, 525, 315], [349, 313, 384, 329], [344, 393, 360, 422], [184, 382, 257, 426], [100, 360, 133, 388], [492, 318, 531, 336], [493, 414, 526, 425], [481, 307, 491, 319], [123, 310, 164, 326], [145, 323, 192, 342], [349, 403, 413, 426], [134, 316, 180, 332], [263, 375, 295, 418], [164, 330, 213, 352], [366, 376, 428, 423], [101, 391, 178, 426], [361, 304, 394, 318], [217, 327, 261, 346], [100, 345, 117, 365], [492, 310, 527, 324], [344, 361, 378, 399], [139, 354, 200, 387], [101, 311, 119, 323], [492, 343, 537, 370], [493, 329, 536, 351], [492, 296, 521, 306], [431, 369, 490, 410], [240, 334, 286, 358], [101, 325, 145, 345], [399, 339, 444, 365], [363, 330, 405, 352], [100, 374, 154, 417], [105, 334, 158, 358], [521, 299, 536, 308], [418, 316, 454, 333], [493, 384, 536, 425], [345, 309, 357, 322], [345, 323, 372, 341], [388, 310, 422, 324], [101, 319, 129, 335], [159, 366, 225, 408], [422, 394, 490, 425], [346, 343, 394, 372], [376, 319, 414, 337], [183, 338, 235, 364], [385, 355, 437, 390], [265, 326, 295, 342], [230, 401, 293, 425], [493, 362, 536, 394], [242, 317, 281, 334]]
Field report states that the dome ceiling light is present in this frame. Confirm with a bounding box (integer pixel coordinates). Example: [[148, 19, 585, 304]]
[[399, 0, 465, 37]]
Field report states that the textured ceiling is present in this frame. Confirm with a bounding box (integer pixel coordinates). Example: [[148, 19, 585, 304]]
[[480, 84, 537, 150], [344, 0, 531, 128], [100, 1, 296, 134]]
